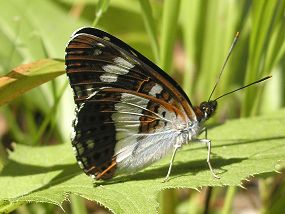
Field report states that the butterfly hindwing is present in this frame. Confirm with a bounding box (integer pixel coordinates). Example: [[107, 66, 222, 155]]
[[65, 27, 196, 179]]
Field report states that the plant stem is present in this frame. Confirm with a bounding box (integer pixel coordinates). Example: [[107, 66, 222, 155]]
[[203, 187, 213, 214], [221, 186, 236, 214], [70, 194, 88, 214], [160, 189, 176, 214]]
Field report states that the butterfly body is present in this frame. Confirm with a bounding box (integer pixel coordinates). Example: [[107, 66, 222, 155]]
[[65, 27, 217, 180]]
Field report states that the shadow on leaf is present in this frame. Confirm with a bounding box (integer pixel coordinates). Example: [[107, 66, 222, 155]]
[[1, 160, 79, 177], [98, 156, 246, 185], [192, 136, 285, 150]]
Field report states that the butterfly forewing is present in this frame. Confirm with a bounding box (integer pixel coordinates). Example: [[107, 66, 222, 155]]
[[65, 28, 196, 179]]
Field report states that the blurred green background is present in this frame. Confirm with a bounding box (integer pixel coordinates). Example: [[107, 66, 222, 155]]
[[0, 0, 284, 213]]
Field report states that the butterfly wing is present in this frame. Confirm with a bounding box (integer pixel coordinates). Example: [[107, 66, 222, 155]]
[[65, 27, 197, 179]]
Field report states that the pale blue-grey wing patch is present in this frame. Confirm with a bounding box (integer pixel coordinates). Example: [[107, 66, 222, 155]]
[[99, 73, 118, 83], [115, 130, 181, 174], [148, 83, 163, 96]]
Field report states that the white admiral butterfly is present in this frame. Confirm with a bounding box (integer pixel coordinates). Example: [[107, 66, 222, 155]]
[[65, 27, 270, 181]]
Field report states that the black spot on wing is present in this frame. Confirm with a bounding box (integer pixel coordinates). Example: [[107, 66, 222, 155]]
[[72, 91, 121, 176]]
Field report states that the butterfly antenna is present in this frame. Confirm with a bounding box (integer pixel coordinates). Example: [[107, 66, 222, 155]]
[[208, 32, 240, 102], [214, 76, 272, 101]]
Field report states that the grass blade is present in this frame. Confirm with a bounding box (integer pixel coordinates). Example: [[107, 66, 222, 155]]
[[138, 0, 159, 63], [159, 0, 181, 73]]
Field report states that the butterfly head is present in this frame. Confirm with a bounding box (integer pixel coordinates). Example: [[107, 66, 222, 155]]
[[196, 100, 217, 122]]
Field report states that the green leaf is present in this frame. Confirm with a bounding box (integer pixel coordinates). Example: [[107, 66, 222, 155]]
[[1, 109, 285, 213], [0, 59, 64, 106]]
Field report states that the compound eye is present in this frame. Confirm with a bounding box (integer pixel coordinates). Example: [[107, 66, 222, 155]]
[[207, 108, 211, 115], [200, 102, 207, 109], [207, 107, 214, 116]]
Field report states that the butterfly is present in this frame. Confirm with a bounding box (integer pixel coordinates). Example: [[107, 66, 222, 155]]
[[65, 27, 270, 182]]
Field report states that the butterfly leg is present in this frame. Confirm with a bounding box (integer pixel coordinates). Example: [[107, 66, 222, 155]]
[[196, 128, 220, 179], [162, 144, 180, 183], [197, 138, 220, 179], [200, 127, 208, 138]]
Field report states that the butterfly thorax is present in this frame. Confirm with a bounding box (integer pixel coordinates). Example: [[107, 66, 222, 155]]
[[180, 100, 217, 143]]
